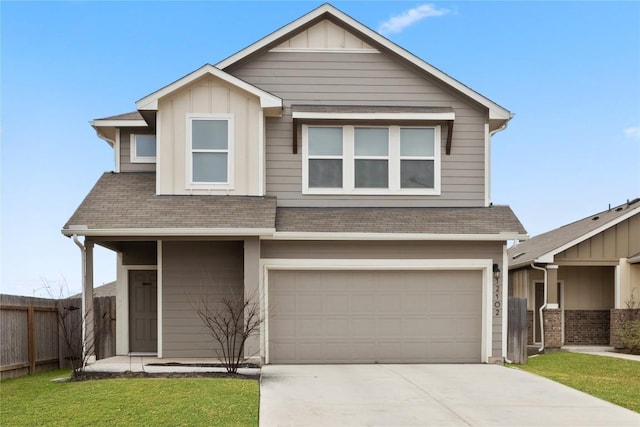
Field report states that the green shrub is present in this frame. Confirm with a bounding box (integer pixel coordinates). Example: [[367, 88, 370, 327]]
[[618, 319, 640, 354]]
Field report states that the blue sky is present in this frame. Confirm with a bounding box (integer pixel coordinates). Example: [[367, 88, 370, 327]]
[[1, 1, 639, 297]]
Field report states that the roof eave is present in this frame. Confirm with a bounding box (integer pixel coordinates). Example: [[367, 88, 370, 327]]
[[62, 227, 277, 237], [268, 232, 529, 241]]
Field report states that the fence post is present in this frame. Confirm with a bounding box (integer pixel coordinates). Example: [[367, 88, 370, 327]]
[[507, 297, 528, 364], [28, 305, 35, 374]]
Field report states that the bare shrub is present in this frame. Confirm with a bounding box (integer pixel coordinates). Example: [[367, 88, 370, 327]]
[[192, 290, 263, 374]]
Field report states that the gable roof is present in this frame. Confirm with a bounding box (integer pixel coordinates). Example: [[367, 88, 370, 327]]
[[508, 199, 640, 269], [216, 3, 511, 127], [135, 64, 282, 115]]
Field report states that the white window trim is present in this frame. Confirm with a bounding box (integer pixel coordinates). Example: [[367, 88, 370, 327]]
[[302, 124, 441, 195], [130, 134, 157, 163], [185, 113, 234, 190]]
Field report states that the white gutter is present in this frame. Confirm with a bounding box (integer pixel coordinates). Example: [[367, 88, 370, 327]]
[[531, 263, 548, 353], [72, 234, 89, 366]]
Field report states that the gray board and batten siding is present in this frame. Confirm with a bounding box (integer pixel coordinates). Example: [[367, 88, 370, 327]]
[[227, 51, 489, 208], [161, 241, 244, 358]]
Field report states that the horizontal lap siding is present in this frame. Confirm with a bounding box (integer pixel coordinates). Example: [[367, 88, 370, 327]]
[[229, 51, 488, 207], [119, 129, 156, 173], [162, 241, 243, 358]]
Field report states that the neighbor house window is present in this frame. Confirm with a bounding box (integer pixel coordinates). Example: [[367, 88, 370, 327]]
[[302, 124, 440, 195], [187, 114, 233, 188], [131, 134, 156, 163]]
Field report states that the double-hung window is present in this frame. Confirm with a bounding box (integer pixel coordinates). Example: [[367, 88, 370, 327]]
[[307, 127, 343, 188], [187, 114, 233, 188], [354, 128, 389, 188], [130, 134, 156, 163], [400, 128, 435, 189], [302, 124, 440, 195]]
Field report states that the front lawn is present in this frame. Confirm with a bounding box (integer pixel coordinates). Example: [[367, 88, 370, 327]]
[[516, 352, 640, 413], [0, 369, 259, 426]]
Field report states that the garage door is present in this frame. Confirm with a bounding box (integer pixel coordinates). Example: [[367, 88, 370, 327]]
[[268, 269, 482, 364]]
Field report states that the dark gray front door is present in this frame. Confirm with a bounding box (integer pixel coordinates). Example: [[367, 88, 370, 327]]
[[129, 270, 157, 353]]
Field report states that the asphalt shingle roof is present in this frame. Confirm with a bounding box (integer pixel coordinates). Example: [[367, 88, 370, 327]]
[[64, 173, 277, 231], [508, 199, 640, 269], [94, 111, 144, 121], [64, 173, 527, 238], [276, 206, 526, 235]]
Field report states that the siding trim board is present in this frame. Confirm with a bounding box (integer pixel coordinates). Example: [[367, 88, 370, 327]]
[[260, 258, 493, 364]]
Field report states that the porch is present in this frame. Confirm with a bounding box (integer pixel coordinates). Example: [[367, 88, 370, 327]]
[[83, 356, 260, 375]]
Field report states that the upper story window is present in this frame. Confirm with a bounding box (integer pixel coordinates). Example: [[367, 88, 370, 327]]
[[302, 124, 440, 195], [186, 114, 234, 189], [131, 134, 156, 163]]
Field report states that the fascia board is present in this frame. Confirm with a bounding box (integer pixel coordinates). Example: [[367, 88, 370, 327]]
[[267, 232, 528, 241], [292, 111, 455, 121], [534, 206, 640, 264], [62, 227, 276, 237], [215, 4, 510, 120], [91, 120, 148, 128], [135, 64, 282, 111]]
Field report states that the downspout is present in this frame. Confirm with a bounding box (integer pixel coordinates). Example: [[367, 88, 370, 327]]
[[72, 235, 88, 365], [531, 263, 547, 353]]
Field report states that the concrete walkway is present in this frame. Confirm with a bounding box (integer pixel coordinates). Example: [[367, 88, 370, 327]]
[[562, 346, 640, 362], [259, 364, 640, 427], [83, 356, 260, 376]]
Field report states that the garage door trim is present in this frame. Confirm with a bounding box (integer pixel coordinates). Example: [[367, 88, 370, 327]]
[[260, 258, 493, 363]]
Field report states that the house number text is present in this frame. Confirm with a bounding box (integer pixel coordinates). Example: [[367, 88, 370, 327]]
[[494, 282, 501, 316]]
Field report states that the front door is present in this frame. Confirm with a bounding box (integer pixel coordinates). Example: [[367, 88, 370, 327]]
[[129, 270, 157, 353]]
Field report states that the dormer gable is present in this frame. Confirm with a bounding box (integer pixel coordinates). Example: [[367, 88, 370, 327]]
[[136, 64, 282, 117]]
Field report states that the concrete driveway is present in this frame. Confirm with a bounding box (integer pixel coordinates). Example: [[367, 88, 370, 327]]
[[259, 364, 639, 427]]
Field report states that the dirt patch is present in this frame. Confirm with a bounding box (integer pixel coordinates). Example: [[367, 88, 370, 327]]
[[67, 371, 259, 382]]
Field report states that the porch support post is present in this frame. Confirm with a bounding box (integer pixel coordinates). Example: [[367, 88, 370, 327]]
[[547, 265, 559, 305], [83, 241, 95, 363], [243, 237, 261, 363]]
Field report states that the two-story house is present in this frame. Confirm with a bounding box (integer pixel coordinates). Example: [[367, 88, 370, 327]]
[[63, 4, 527, 365]]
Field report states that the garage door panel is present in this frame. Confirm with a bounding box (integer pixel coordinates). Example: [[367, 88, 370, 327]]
[[350, 294, 375, 312], [269, 269, 482, 364], [325, 294, 349, 313], [376, 294, 402, 312]]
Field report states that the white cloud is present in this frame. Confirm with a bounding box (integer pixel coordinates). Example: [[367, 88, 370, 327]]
[[624, 126, 640, 139], [378, 4, 450, 35]]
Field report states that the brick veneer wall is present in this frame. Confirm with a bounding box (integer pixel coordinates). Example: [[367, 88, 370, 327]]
[[527, 310, 534, 345], [611, 309, 640, 348], [543, 309, 562, 349], [564, 310, 610, 345]]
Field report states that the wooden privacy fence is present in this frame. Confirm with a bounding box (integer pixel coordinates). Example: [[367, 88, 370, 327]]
[[507, 297, 528, 364], [0, 294, 116, 379]]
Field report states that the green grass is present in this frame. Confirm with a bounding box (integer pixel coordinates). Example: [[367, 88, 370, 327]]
[[516, 352, 640, 413], [0, 369, 259, 426]]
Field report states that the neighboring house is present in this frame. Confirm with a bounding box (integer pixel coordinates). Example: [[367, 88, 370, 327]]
[[508, 199, 640, 349], [63, 4, 527, 364], [71, 281, 116, 299]]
